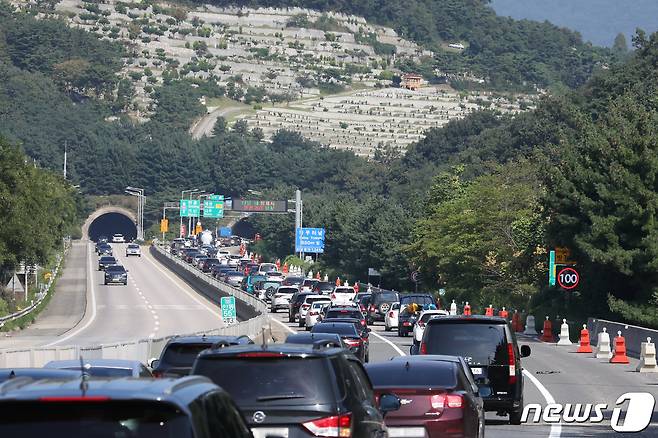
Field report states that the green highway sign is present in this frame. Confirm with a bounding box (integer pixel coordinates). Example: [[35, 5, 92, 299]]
[[179, 199, 200, 217], [203, 195, 224, 218], [549, 250, 556, 286], [220, 295, 236, 324]]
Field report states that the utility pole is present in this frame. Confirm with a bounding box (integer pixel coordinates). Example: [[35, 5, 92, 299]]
[[295, 189, 303, 259], [63, 141, 67, 180], [126, 187, 145, 240]]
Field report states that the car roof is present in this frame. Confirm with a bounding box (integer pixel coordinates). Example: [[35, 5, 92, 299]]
[[391, 355, 462, 363], [0, 368, 81, 382], [285, 333, 342, 343], [314, 321, 359, 329], [0, 376, 218, 408], [165, 335, 250, 345], [197, 343, 343, 358], [365, 360, 457, 381], [44, 359, 144, 369], [426, 315, 508, 324]]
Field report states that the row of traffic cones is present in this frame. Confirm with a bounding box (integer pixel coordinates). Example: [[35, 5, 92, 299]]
[[539, 318, 657, 371]]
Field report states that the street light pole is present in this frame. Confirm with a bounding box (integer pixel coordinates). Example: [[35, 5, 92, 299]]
[[181, 189, 197, 238], [126, 187, 145, 240]]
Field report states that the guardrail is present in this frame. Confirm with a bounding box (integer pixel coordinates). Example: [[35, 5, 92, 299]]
[[150, 245, 267, 319], [0, 239, 71, 326], [587, 317, 658, 359], [0, 244, 271, 368]]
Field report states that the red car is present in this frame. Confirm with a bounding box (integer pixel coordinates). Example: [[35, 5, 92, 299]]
[[365, 357, 486, 438]]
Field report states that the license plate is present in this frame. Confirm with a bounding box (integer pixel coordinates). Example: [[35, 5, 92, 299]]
[[251, 427, 289, 438], [471, 367, 483, 375], [388, 427, 426, 437]]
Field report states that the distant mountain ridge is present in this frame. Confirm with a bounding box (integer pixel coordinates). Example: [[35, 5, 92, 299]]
[[491, 0, 658, 47]]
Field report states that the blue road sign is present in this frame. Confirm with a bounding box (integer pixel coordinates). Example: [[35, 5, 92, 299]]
[[219, 227, 232, 237], [295, 227, 325, 254]]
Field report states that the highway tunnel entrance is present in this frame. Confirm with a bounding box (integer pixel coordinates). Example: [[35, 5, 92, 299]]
[[82, 207, 137, 242]]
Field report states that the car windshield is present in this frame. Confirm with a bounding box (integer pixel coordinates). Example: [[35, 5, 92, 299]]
[[62, 366, 132, 377], [326, 309, 362, 320], [105, 266, 125, 273], [194, 357, 334, 406], [366, 362, 457, 388], [277, 288, 297, 294], [100, 257, 116, 263], [400, 295, 435, 306], [161, 343, 211, 367], [0, 401, 193, 437], [419, 312, 445, 323], [334, 288, 354, 294], [312, 302, 330, 309], [312, 323, 358, 336], [373, 292, 398, 303], [128, 244, 138, 249], [424, 323, 509, 366]]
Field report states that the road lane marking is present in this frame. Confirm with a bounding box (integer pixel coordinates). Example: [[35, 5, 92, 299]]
[[44, 243, 98, 347], [523, 369, 562, 437], [143, 249, 221, 317], [270, 314, 296, 334], [370, 330, 406, 356]]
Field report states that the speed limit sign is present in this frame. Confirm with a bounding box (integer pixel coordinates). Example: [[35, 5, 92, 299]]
[[557, 267, 579, 290]]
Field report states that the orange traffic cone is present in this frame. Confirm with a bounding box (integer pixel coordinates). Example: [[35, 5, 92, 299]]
[[541, 317, 555, 342], [610, 331, 630, 364], [512, 311, 521, 332], [485, 305, 494, 316], [577, 324, 593, 353], [463, 302, 471, 316], [499, 307, 509, 320]]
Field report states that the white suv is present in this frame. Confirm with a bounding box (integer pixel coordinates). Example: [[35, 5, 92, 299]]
[[112, 234, 126, 243], [305, 300, 331, 330], [413, 309, 449, 345], [330, 286, 356, 306], [297, 295, 329, 328], [125, 243, 141, 257], [270, 286, 298, 313]]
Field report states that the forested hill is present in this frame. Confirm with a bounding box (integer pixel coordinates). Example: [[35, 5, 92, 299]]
[[202, 0, 614, 89]]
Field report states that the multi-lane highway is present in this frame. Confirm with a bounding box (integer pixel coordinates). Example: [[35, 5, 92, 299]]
[[2, 239, 657, 437], [267, 306, 658, 437], [0, 241, 225, 350]]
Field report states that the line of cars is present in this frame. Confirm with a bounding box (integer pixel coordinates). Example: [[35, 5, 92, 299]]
[[350, 287, 534, 430], [95, 238, 140, 286]]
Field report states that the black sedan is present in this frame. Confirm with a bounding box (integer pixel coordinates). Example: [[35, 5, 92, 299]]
[[312, 321, 370, 362], [97, 256, 117, 271], [104, 264, 127, 285]]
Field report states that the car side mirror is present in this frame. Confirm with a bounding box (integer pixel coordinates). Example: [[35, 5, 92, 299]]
[[477, 385, 492, 398], [521, 345, 531, 358], [367, 328, 372, 332], [379, 393, 401, 417], [148, 359, 160, 369]]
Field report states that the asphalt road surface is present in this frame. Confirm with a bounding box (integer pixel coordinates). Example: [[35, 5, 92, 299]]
[[0, 242, 224, 349], [267, 307, 658, 438]]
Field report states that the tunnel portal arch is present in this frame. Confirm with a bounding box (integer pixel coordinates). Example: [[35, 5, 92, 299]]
[[82, 207, 137, 241]]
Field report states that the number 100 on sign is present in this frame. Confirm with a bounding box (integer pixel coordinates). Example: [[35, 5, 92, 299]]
[[557, 267, 579, 290]]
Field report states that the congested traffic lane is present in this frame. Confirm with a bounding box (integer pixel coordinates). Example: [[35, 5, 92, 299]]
[[269, 303, 658, 437]]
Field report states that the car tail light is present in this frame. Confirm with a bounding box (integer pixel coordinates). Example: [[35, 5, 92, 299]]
[[420, 342, 427, 354], [302, 413, 351, 437], [40, 396, 110, 402], [360, 319, 366, 326], [302, 304, 310, 309], [389, 311, 394, 318], [403, 321, 411, 326], [310, 311, 318, 316], [430, 394, 463, 410], [331, 293, 336, 300], [417, 321, 425, 328], [508, 343, 517, 384], [343, 338, 361, 347], [369, 305, 376, 312], [152, 370, 163, 378]]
